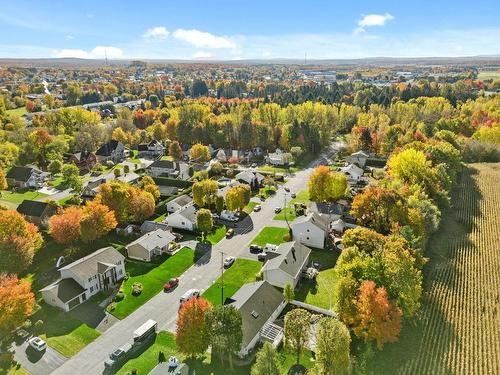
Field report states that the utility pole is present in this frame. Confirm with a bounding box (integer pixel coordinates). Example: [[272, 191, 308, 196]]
[[220, 251, 224, 305]]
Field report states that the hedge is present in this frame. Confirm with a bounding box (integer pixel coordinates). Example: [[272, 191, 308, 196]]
[[153, 176, 193, 188]]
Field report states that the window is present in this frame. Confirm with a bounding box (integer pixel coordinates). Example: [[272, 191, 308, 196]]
[[90, 286, 94, 293], [306, 229, 310, 233], [307, 237, 310, 240], [88, 277, 92, 282], [181, 222, 185, 225], [251, 310, 259, 319]]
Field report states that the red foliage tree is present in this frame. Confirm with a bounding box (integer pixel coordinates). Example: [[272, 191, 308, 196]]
[[176, 297, 212, 358], [0, 274, 35, 336], [48, 206, 83, 245]]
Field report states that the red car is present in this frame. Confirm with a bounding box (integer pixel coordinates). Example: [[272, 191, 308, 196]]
[[164, 278, 179, 292]]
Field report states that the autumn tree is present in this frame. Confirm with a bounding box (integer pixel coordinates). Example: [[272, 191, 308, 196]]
[[284, 308, 311, 364], [80, 201, 117, 243], [176, 297, 212, 358], [48, 206, 83, 245], [354, 280, 402, 349], [169, 140, 182, 160], [225, 184, 251, 212], [138, 176, 160, 201], [192, 179, 218, 207], [342, 227, 385, 255], [190, 143, 210, 163], [0, 167, 7, 192], [196, 208, 213, 240], [205, 305, 243, 370], [251, 342, 281, 375], [0, 211, 43, 274], [283, 282, 295, 303], [0, 274, 35, 337], [308, 166, 346, 202], [314, 318, 351, 375]]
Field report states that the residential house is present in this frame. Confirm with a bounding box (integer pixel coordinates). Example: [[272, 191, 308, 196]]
[[126, 229, 177, 262], [226, 281, 286, 357], [265, 149, 291, 166], [346, 151, 369, 168], [137, 140, 166, 159], [261, 241, 311, 288], [64, 151, 97, 172], [235, 170, 265, 188], [146, 160, 179, 178], [95, 140, 125, 164], [40, 247, 125, 312], [6, 166, 44, 189], [340, 163, 365, 183], [215, 149, 227, 162], [82, 178, 107, 200], [16, 200, 58, 227], [308, 201, 345, 221], [290, 213, 330, 249], [164, 204, 197, 232], [140, 220, 171, 234], [166, 194, 193, 213]]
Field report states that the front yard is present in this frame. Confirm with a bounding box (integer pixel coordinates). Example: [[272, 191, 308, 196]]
[[0, 190, 47, 205], [202, 225, 227, 245], [273, 190, 310, 221], [202, 258, 261, 305], [250, 226, 289, 247], [109, 247, 195, 319]]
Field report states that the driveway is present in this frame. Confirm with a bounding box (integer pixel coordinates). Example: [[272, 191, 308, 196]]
[[53, 145, 338, 375], [11, 338, 67, 375]]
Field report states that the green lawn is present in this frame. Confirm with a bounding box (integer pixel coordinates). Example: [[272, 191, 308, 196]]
[[57, 194, 74, 206], [279, 348, 315, 373], [161, 155, 174, 161], [250, 226, 289, 247], [273, 206, 297, 221], [258, 165, 298, 174], [49, 175, 65, 190], [273, 190, 310, 221], [478, 70, 500, 80], [110, 247, 196, 319], [205, 225, 227, 245], [5, 364, 30, 375], [6, 107, 28, 117], [202, 258, 261, 305], [0, 190, 47, 204], [295, 249, 340, 310], [31, 306, 100, 357], [243, 201, 258, 214]]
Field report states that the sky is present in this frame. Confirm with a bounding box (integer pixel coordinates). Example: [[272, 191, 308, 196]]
[[0, 0, 499, 60]]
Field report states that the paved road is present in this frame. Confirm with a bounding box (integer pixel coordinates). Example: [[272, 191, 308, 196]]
[[53, 145, 338, 375], [12, 339, 67, 375]]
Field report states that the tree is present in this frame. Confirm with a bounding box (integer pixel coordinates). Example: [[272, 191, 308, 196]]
[[169, 141, 182, 160], [113, 168, 121, 178], [0, 211, 43, 274], [48, 206, 83, 245], [192, 179, 218, 207], [225, 185, 251, 212], [205, 305, 243, 370], [80, 202, 117, 243], [0, 142, 19, 170], [308, 166, 346, 202], [0, 168, 7, 192], [138, 176, 160, 201], [251, 342, 281, 375], [176, 297, 212, 358], [283, 282, 295, 303], [190, 143, 210, 163], [0, 274, 35, 337], [196, 209, 213, 240], [315, 318, 351, 375], [48, 159, 63, 175], [354, 280, 402, 350], [215, 195, 224, 214], [284, 308, 311, 364], [61, 164, 81, 188], [123, 164, 130, 174]]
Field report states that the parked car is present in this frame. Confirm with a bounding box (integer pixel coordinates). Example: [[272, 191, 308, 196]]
[[180, 289, 200, 305], [249, 244, 263, 253], [164, 278, 179, 292], [257, 252, 267, 261], [264, 243, 278, 252], [291, 193, 296, 198], [212, 213, 219, 219], [284, 187, 290, 192], [220, 210, 238, 222], [226, 228, 234, 238], [251, 163, 257, 168], [104, 343, 133, 369], [253, 205, 262, 212], [274, 207, 282, 213], [224, 256, 235, 268], [28, 337, 47, 352]]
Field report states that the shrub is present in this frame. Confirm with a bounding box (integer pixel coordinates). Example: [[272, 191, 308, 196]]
[[22, 319, 32, 331], [115, 290, 125, 301], [132, 282, 143, 296], [255, 271, 263, 281], [124, 272, 130, 281], [33, 320, 44, 333], [107, 302, 117, 311], [283, 232, 292, 242]]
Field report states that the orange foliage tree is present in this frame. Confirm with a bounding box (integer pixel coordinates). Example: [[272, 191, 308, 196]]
[[48, 206, 83, 245], [0, 210, 43, 274], [0, 274, 35, 336], [176, 297, 212, 358], [80, 201, 117, 243]]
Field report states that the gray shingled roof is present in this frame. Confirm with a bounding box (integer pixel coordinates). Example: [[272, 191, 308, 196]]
[[308, 201, 344, 216], [40, 278, 86, 303], [170, 194, 192, 207], [6, 166, 38, 182], [17, 200, 58, 219], [292, 212, 330, 232], [126, 229, 176, 252], [58, 247, 124, 280], [262, 241, 311, 279], [227, 281, 284, 349]]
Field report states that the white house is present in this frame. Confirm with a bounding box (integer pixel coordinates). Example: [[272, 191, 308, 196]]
[[346, 151, 369, 168], [290, 213, 330, 249], [146, 160, 179, 178], [126, 229, 177, 262], [166, 194, 193, 213], [137, 140, 166, 159], [340, 163, 365, 182], [215, 149, 227, 162], [40, 247, 125, 312], [164, 204, 197, 232], [235, 170, 265, 187], [265, 149, 291, 166], [227, 281, 286, 358], [261, 241, 311, 288]]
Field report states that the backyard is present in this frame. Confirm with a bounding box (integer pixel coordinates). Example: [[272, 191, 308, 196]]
[[109, 247, 196, 319], [202, 258, 262, 305], [249, 226, 289, 247]]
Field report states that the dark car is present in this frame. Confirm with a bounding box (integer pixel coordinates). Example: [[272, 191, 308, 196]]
[[284, 187, 290, 192], [164, 278, 179, 292], [274, 207, 282, 213], [249, 244, 263, 253], [257, 252, 267, 261], [291, 193, 296, 198], [226, 228, 234, 238]]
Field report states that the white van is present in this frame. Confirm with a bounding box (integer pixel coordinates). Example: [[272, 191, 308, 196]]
[[179, 289, 200, 304], [264, 243, 278, 252], [220, 210, 238, 222]]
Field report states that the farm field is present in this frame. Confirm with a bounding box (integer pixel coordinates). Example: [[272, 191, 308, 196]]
[[368, 163, 500, 375], [477, 70, 500, 80]]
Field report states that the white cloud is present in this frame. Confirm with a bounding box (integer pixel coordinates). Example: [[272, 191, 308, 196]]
[[192, 51, 214, 59], [142, 26, 169, 40], [53, 46, 123, 59], [355, 13, 394, 34], [66, 35, 74, 40], [173, 29, 235, 49]]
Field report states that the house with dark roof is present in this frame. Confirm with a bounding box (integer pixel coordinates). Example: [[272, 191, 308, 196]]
[[125, 229, 177, 262], [166, 194, 193, 213], [290, 212, 330, 249], [64, 151, 97, 171], [164, 204, 197, 232], [261, 241, 311, 288], [146, 160, 179, 178], [308, 201, 345, 221], [16, 200, 58, 227], [41, 247, 125, 312], [6, 166, 44, 189], [346, 150, 369, 168], [235, 170, 265, 188], [137, 140, 165, 159], [226, 281, 286, 357], [95, 140, 125, 164]]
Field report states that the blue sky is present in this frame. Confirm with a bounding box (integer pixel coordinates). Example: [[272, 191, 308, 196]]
[[0, 0, 499, 60]]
